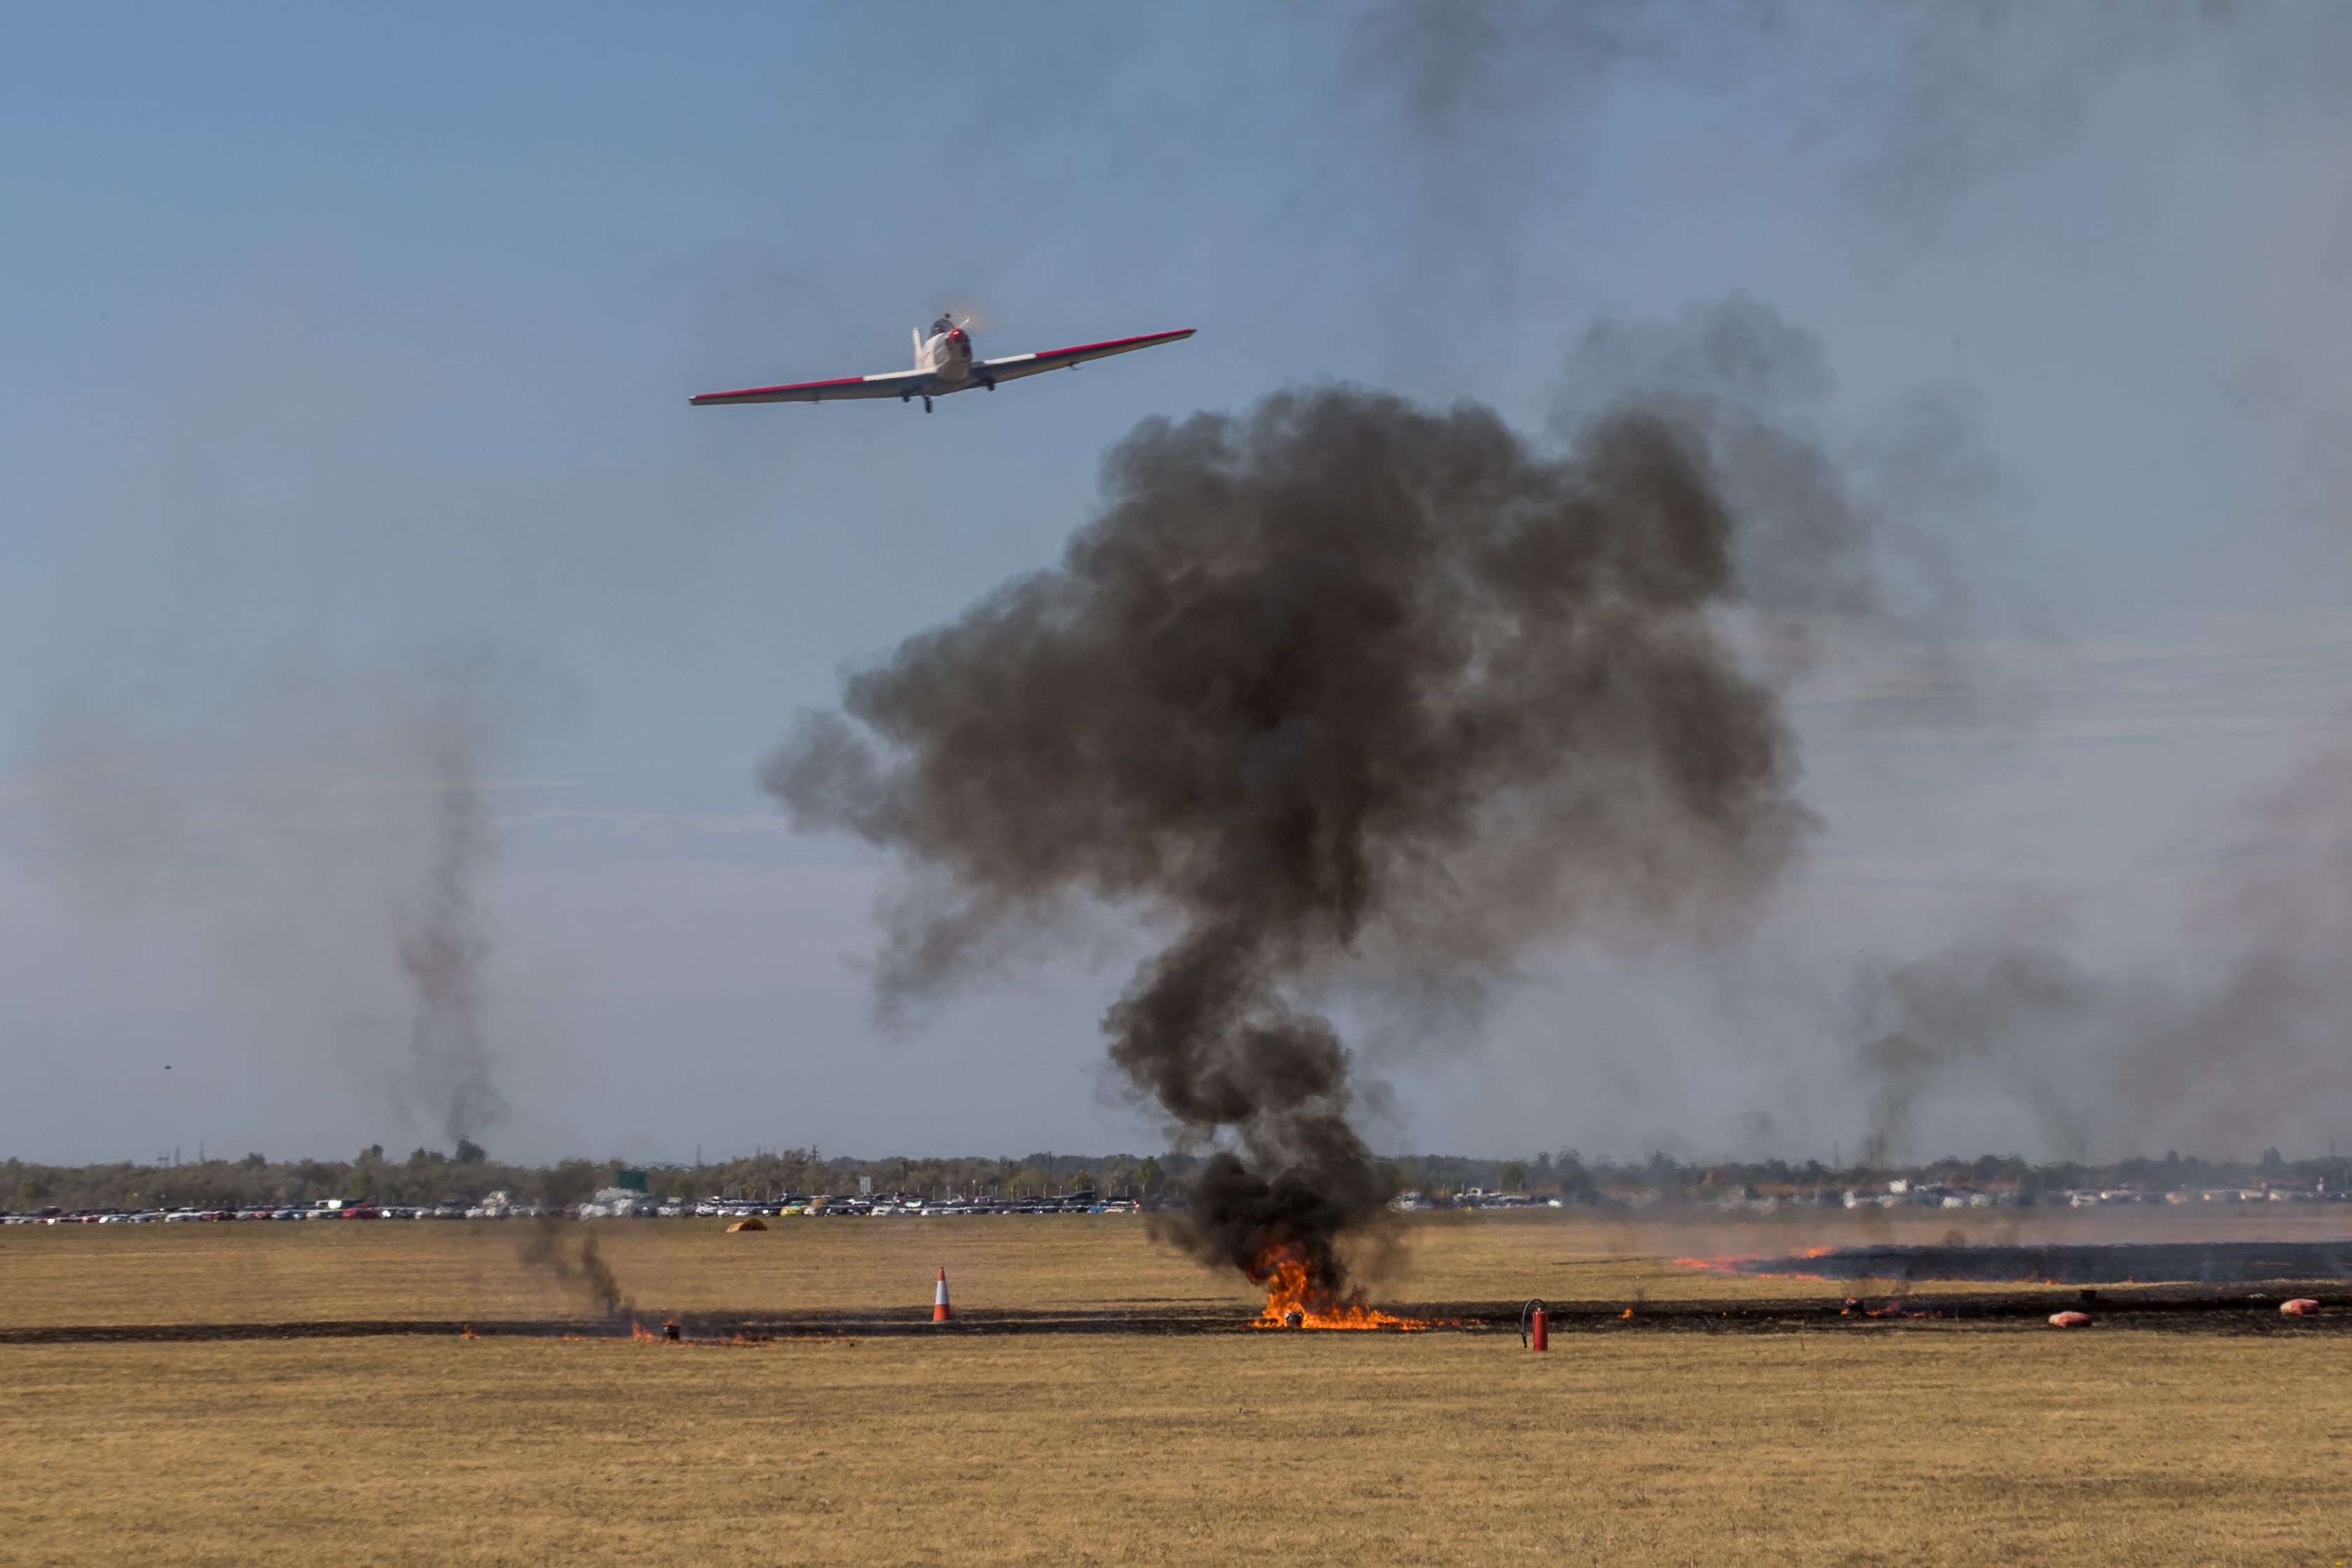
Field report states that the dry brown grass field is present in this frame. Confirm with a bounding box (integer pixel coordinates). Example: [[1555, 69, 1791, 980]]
[[9, 1203, 2349, 1325], [6, 1212, 2351, 1566]]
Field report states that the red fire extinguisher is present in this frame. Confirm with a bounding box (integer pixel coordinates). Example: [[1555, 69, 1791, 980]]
[[1520, 1297, 1549, 1352]]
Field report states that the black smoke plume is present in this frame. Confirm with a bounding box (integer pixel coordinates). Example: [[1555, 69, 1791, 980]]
[[766, 385, 1831, 1304]]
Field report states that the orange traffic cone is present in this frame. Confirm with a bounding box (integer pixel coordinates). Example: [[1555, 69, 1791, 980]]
[[933, 1267, 953, 1322]]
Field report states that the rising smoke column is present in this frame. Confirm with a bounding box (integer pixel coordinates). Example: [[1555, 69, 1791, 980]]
[[518, 1214, 630, 1317], [393, 654, 514, 1146], [766, 387, 1825, 1304]]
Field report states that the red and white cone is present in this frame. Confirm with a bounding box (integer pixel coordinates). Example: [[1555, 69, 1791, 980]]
[[933, 1267, 953, 1323]]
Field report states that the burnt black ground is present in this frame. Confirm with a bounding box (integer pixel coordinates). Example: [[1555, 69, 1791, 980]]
[[1731, 1239, 2352, 1284]]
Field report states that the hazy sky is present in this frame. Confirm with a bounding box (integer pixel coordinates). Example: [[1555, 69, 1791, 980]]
[[6, 3, 2352, 1168]]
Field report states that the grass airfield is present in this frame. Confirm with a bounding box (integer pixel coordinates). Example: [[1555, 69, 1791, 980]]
[[6, 1210, 2351, 1566]]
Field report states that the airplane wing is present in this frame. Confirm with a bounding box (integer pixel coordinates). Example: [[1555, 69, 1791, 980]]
[[689, 367, 933, 405], [977, 328, 1195, 384]]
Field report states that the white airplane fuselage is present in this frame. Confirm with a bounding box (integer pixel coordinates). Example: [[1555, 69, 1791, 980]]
[[916, 326, 979, 387]]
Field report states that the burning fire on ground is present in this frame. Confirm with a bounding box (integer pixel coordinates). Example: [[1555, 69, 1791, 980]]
[[1673, 1244, 1839, 1277], [1247, 1240, 1433, 1331]]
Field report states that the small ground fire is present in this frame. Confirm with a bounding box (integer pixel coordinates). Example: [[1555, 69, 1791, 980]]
[[1674, 1244, 1837, 1275], [1248, 1240, 1430, 1331]]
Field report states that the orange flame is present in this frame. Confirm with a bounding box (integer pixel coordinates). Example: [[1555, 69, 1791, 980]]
[[458, 1324, 478, 1340], [1673, 1244, 1839, 1279], [1247, 1240, 1432, 1331]]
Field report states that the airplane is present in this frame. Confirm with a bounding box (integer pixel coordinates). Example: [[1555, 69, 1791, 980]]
[[689, 314, 1195, 412]]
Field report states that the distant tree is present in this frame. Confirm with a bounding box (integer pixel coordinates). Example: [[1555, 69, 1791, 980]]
[[2260, 1147, 2285, 1171], [1497, 1160, 1527, 1193], [1134, 1157, 1163, 1197], [240, 1153, 267, 1170], [454, 1138, 486, 1165]]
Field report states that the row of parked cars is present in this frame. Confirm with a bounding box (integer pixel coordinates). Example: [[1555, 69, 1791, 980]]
[[4, 1193, 1154, 1224], [583, 1192, 1149, 1219], [3, 1200, 552, 1224]]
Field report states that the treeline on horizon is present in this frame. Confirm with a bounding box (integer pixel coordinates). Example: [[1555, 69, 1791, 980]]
[[7, 1143, 2346, 1214]]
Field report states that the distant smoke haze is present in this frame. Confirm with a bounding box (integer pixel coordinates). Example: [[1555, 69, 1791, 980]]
[[1340, 0, 2309, 223], [15, 643, 549, 1150], [1855, 742, 2352, 1165]]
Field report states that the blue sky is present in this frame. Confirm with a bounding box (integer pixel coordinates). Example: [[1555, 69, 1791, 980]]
[[5, 4, 2351, 1167]]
